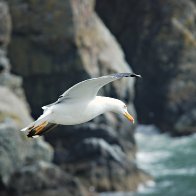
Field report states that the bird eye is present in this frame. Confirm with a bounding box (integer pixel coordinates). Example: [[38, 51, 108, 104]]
[[124, 105, 127, 109]]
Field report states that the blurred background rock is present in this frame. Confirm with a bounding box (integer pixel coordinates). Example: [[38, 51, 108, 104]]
[[0, 0, 195, 196], [96, 0, 196, 136]]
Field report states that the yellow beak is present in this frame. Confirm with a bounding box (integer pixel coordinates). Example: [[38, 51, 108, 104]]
[[124, 112, 134, 124]]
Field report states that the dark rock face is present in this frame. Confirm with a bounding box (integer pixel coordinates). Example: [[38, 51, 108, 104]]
[[96, 0, 196, 134]]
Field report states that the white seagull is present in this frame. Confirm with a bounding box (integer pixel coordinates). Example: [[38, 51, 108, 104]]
[[21, 73, 141, 138]]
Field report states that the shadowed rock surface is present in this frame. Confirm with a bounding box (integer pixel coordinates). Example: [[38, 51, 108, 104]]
[[96, 0, 196, 135]]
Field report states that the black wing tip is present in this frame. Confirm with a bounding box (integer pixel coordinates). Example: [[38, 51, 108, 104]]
[[112, 73, 142, 78]]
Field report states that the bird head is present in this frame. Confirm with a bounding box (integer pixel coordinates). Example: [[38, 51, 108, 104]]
[[113, 100, 134, 124]]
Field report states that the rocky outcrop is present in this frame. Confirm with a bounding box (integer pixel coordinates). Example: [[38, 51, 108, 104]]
[[96, 0, 196, 135]]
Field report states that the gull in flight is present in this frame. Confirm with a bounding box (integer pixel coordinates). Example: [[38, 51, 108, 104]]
[[21, 73, 141, 138]]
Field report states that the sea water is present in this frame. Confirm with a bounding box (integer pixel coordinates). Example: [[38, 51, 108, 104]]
[[100, 125, 196, 196]]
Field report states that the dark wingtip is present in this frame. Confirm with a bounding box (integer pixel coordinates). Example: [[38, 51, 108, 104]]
[[112, 73, 142, 78], [130, 73, 142, 78]]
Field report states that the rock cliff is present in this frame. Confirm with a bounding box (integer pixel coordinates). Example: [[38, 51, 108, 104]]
[[96, 0, 196, 135]]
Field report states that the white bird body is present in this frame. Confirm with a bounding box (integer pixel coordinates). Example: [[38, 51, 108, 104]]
[[21, 73, 141, 138], [43, 96, 123, 125]]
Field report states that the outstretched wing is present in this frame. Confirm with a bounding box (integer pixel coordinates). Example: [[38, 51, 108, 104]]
[[60, 73, 140, 100], [42, 73, 140, 109]]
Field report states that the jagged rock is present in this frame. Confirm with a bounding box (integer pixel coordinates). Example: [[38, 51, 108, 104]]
[[8, 161, 89, 196], [96, 0, 196, 134]]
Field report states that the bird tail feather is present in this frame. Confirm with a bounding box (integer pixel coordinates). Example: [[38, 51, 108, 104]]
[[20, 120, 57, 138], [20, 109, 57, 138]]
